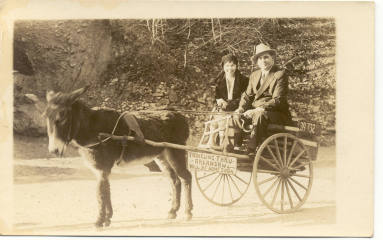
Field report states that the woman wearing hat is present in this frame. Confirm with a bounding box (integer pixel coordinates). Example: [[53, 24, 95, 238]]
[[235, 43, 291, 155], [207, 54, 248, 149]]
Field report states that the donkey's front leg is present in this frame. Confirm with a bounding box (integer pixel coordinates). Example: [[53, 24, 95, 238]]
[[94, 169, 113, 228]]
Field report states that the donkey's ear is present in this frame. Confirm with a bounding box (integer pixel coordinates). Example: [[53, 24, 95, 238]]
[[25, 94, 47, 113], [68, 85, 90, 103]]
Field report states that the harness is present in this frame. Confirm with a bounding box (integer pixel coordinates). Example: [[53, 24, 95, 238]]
[[69, 111, 135, 165], [65, 115, 73, 145]]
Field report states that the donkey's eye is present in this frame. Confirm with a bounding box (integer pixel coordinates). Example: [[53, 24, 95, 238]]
[[55, 111, 66, 120], [59, 111, 67, 118], [55, 117, 67, 125]]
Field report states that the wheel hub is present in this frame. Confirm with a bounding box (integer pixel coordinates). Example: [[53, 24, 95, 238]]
[[280, 167, 290, 178]]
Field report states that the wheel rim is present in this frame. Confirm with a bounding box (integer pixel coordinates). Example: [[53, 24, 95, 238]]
[[195, 169, 252, 206], [253, 133, 313, 213]]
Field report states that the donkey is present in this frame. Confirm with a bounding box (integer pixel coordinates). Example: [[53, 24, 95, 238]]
[[26, 87, 193, 228]]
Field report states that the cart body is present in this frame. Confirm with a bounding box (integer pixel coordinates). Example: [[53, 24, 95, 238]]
[[189, 114, 320, 212]]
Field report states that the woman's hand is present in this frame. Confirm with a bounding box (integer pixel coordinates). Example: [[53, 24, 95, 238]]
[[235, 107, 244, 114], [243, 107, 265, 118], [216, 99, 228, 110]]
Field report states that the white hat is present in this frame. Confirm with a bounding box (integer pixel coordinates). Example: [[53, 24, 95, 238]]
[[252, 43, 276, 63]]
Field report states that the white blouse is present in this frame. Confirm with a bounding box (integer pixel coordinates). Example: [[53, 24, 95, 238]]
[[225, 76, 235, 100]]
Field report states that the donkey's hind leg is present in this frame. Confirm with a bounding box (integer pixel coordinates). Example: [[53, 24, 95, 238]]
[[154, 157, 181, 219], [165, 148, 193, 220]]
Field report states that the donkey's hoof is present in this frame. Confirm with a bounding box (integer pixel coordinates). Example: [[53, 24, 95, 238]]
[[168, 212, 177, 219], [104, 219, 111, 227], [184, 212, 193, 221], [94, 221, 104, 229]]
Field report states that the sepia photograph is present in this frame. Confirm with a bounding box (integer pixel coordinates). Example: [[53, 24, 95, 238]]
[[0, 0, 374, 237]]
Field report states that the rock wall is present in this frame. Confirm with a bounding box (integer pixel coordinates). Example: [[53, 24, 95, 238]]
[[14, 20, 112, 93]]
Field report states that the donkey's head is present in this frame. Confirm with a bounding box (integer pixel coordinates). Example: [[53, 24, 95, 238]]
[[26, 87, 89, 157]]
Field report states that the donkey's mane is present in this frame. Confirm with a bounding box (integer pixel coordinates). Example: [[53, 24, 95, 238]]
[[45, 93, 90, 117]]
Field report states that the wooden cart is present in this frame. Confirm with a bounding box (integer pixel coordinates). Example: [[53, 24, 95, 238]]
[[191, 115, 320, 213], [102, 114, 320, 214]]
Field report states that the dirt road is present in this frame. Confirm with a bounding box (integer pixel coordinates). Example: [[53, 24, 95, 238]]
[[12, 146, 335, 236]]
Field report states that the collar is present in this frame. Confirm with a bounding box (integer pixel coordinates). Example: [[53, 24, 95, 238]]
[[225, 74, 235, 82], [261, 68, 271, 78]]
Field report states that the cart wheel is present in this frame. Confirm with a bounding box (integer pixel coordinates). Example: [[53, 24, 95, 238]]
[[195, 169, 252, 206], [253, 133, 313, 213]]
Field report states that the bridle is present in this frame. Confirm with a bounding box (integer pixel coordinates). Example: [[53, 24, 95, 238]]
[[65, 114, 73, 145]]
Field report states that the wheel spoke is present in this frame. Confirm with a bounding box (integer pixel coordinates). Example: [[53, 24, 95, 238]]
[[222, 174, 226, 203], [262, 177, 280, 198], [291, 173, 310, 178], [212, 174, 224, 200], [202, 173, 221, 192], [287, 178, 302, 201], [197, 171, 217, 180], [281, 178, 285, 211], [263, 153, 282, 170], [226, 175, 234, 202], [288, 161, 310, 171], [266, 145, 282, 168], [257, 169, 280, 174], [295, 161, 311, 167], [284, 179, 294, 209], [273, 139, 283, 167], [288, 149, 306, 168], [289, 176, 308, 191], [260, 156, 280, 171], [228, 175, 242, 194], [233, 173, 250, 185], [258, 175, 278, 186], [284, 136, 287, 166], [271, 178, 282, 207], [286, 140, 297, 166]]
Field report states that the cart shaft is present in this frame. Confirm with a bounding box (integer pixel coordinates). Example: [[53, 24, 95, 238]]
[[99, 133, 251, 160]]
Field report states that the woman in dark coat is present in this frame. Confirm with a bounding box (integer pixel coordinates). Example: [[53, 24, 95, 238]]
[[206, 54, 249, 149], [214, 54, 249, 111]]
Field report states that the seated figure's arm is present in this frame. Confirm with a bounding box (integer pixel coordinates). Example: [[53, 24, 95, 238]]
[[228, 75, 250, 110], [263, 70, 288, 111], [237, 76, 254, 113], [214, 80, 228, 109]]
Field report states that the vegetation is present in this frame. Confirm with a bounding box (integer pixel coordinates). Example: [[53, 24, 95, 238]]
[[14, 18, 335, 145]]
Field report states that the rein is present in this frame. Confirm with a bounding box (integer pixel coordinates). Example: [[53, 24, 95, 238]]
[[81, 111, 131, 149], [77, 97, 280, 148], [138, 96, 281, 116], [137, 97, 280, 132], [137, 109, 242, 116]]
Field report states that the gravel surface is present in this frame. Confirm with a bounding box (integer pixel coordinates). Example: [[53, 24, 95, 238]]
[[11, 139, 335, 236]]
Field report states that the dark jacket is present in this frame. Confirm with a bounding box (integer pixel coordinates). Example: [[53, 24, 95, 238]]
[[238, 65, 290, 117], [215, 70, 249, 111]]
